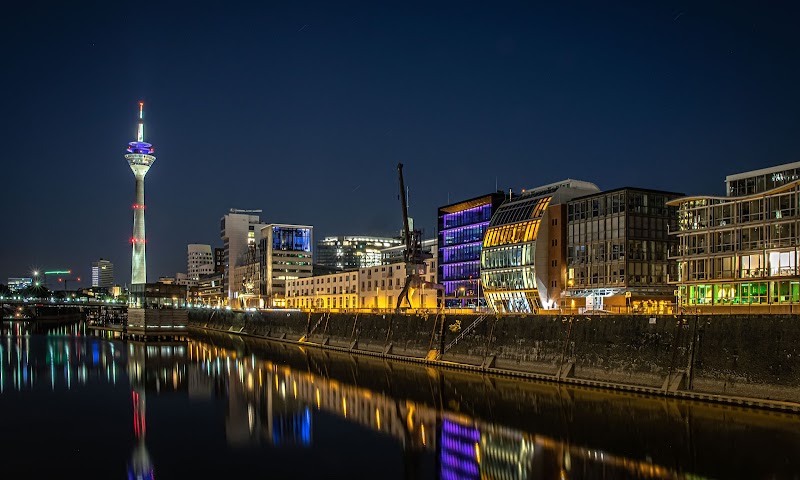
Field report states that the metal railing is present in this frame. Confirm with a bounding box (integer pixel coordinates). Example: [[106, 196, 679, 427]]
[[442, 314, 488, 354]]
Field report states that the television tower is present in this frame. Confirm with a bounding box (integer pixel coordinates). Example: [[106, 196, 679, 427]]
[[125, 102, 156, 285]]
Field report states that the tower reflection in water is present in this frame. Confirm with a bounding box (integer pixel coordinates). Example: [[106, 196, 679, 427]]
[[126, 340, 188, 480], [3, 323, 796, 479]]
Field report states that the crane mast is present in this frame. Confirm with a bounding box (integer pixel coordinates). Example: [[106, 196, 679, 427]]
[[397, 163, 412, 261], [394, 163, 437, 314]]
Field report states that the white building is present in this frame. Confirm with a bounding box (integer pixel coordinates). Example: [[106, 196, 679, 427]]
[[260, 224, 314, 307], [175, 272, 191, 286], [285, 257, 438, 311], [220, 209, 266, 301], [187, 244, 214, 283], [91, 259, 114, 288]]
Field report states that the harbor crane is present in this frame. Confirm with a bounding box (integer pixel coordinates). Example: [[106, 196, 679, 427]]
[[394, 163, 442, 313]]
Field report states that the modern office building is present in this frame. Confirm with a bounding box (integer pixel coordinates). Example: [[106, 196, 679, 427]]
[[316, 236, 403, 270], [285, 256, 438, 311], [7, 278, 32, 292], [220, 209, 266, 301], [438, 192, 507, 309], [125, 102, 156, 285], [259, 224, 314, 307], [565, 188, 682, 313], [670, 162, 800, 310], [481, 180, 600, 314], [726, 161, 800, 196], [91, 259, 114, 288], [187, 244, 214, 282], [197, 272, 225, 307]]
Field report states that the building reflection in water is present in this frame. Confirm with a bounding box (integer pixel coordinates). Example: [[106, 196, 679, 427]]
[[185, 338, 702, 480], [0, 322, 123, 393], [3, 323, 797, 479], [189, 342, 313, 448]]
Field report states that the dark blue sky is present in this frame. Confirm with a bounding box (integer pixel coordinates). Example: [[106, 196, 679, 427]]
[[3, 1, 800, 286]]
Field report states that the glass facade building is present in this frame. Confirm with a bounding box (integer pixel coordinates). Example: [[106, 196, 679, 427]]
[[316, 236, 403, 271], [726, 161, 800, 196], [437, 193, 506, 308], [670, 167, 800, 309], [566, 188, 682, 313], [259, 224, 314, 307], [481, 180, 599, 314]]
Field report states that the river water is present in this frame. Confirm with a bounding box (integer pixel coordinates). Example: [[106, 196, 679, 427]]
[[0, 322, 798, 479]]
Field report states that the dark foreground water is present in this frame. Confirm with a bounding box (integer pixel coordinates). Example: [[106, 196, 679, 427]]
[[1, 322, 799, 479]]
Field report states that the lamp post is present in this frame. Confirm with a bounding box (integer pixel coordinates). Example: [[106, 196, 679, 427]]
[[475, 277, 481, 312]]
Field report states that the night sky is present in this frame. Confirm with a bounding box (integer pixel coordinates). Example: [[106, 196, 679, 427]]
[[3, 1, 800, 286]]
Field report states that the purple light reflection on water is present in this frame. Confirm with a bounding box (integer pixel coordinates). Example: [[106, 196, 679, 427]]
[[441, 419, 481, 480], [442, 419, 480, 441]]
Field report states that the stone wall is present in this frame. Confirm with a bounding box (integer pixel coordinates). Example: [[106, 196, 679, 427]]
[[189, 310, 800, 403]]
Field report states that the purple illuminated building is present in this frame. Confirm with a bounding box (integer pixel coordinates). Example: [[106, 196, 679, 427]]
[[438, 192, 507, 309]]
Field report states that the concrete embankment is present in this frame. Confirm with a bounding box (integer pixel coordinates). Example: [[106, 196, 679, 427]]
[[188, 309, 800, 409]]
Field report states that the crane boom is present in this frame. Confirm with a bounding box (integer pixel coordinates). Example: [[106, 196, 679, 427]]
[[397, 163, 412, 260]]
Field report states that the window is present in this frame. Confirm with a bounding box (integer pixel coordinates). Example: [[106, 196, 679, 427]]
[[551, 260, 557, 267], [551, 239, 557, 246], [552, 218, 558, 226]]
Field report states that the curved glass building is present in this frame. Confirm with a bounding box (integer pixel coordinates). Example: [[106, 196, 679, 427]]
[[481, 180, 599, 314]]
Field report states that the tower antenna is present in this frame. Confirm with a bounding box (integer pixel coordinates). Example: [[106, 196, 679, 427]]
[[137, 102, 144, 142]]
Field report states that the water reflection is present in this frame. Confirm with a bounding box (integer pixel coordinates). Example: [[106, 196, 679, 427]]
[[185, 332, 800, 479], [1, 325, 799, 479], [126, 341, 186, 480], [0, 321, 121, 392]]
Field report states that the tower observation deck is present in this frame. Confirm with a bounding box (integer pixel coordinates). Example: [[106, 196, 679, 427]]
[[125, 102, 156, 285]]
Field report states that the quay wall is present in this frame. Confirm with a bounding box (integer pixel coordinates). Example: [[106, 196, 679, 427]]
[[188, 310, 800, 405]]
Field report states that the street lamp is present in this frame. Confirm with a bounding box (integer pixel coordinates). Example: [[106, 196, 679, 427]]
[[475, 277, 481, 312]]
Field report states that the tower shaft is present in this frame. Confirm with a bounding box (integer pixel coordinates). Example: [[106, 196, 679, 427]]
[[125, 101, 156, 285], [131, 174, 147, 284]]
